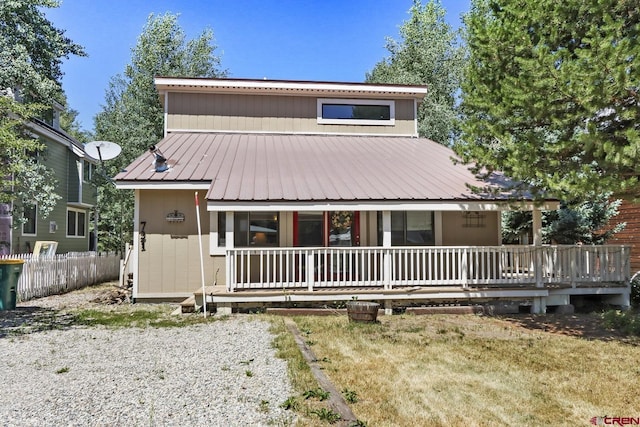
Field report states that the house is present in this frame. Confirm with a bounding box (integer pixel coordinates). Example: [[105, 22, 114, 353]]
[[0, 101, 98, 255], [609, 200, 640, 274], [115, 77, 630, 313]]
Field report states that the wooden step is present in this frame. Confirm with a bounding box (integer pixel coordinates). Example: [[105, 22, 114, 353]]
[[178, 296, 200, 314]]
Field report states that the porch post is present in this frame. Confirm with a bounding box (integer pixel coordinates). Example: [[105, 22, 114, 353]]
[[382, 211, 391, 291], [532, 208, 544, 289], [531, 208, 546, 312], [306, 249, 315, 291], [225, 211, 234, 292], [532, 208, 542, 246], [382, 211, 393, 315]]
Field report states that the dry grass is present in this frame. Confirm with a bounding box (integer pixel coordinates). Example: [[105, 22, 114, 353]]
[[276, 313, 640, 427]]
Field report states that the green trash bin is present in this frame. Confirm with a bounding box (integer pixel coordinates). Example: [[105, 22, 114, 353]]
[[0, 259, 24, 310]]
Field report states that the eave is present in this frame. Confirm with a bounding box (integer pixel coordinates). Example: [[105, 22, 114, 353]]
[[154, 76, 429, 100]]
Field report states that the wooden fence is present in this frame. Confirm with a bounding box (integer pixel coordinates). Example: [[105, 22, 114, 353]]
[[0, 252, 121, 302]]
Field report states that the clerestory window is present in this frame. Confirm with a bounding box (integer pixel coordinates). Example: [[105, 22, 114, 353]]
[[317, 98, 395, 126]]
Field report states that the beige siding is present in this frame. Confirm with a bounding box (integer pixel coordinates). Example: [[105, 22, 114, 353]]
[[441, 212, 500, 246], [167, 93, 416, 135], [137, 190, 216, 297], [135, 204, 501, 298]]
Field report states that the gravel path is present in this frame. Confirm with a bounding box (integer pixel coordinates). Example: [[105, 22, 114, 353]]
[[0, 287, 295, 426]]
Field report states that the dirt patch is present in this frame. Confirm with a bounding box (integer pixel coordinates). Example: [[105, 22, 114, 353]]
[[500, 313, 639, 343]]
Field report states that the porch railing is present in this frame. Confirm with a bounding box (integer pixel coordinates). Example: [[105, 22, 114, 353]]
[[226, 245, 630, 292]]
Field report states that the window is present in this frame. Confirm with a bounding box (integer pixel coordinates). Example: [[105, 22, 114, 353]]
[[377, 211, 434, 246], [295, 212, 324, 246], [83, 161, 94, 182], [23, 204, 37, 235], [67, 209, 86, 237], [317, 98, 395, 126], [217, 212, 226, 247], [234, 212, 279, 247]]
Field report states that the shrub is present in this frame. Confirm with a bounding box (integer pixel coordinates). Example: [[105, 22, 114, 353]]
[[602, 310, 640, 335], [630, 272, 640, 308]]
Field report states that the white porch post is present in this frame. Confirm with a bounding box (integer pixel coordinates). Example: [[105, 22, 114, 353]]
[[532, 208, 542, 246], [382, 211, 391, 288], [225, 211, 234, 292], [532, 208, 544, 287], [382, 211, 393, 315], [214, 211, 235, 315], [532, 207, 546, 313], [306, 249, 315, 291]]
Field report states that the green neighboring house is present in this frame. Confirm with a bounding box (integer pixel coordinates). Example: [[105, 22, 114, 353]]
[[7, 102, 98, 255]]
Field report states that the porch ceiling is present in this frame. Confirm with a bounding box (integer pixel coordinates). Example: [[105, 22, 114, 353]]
[[115, 132, 547, 206]]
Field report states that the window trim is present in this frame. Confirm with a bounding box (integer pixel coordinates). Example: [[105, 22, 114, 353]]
[[66, 208, 87, 238], [317, 98, 395, 126]]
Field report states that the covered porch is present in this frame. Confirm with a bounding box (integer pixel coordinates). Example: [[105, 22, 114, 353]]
[[202, 243, 630, 314]]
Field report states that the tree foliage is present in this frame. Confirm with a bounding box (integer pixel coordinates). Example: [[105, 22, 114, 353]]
[[457, 0, 640, 199], [94, 13, 226, 252], [502, 193, 625, 245], [0, 0, 85, 103], [0, 0, 84, 222], [366, 0, 465, 144], [0, 97, 61, 219]]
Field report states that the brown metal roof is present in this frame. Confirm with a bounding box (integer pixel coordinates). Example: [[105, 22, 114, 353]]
[[115, 133, 516, 202]]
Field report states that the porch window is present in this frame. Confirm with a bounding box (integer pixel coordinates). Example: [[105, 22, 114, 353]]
[[234, 212, 279, 247], [377, 211, 434, 246], [295, 211, 323, 246]]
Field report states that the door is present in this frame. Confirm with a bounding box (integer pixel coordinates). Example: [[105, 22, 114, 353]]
[[328, 211, 360, 247], [293, 211, 360, 247], [293, 211, 360, 283]]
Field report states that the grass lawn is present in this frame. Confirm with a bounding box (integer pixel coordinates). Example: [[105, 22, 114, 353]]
[[271, 313, 640, 427]]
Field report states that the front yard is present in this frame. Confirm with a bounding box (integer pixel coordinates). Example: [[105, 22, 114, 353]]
[[272, 312, 640, 426], [7, 284, 640, 426]]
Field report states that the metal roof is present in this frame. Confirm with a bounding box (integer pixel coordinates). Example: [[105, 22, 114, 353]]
[[115, 133, 520, 202]]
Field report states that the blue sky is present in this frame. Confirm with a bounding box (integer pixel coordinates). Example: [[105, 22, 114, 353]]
[[47, 0, 470, 131]]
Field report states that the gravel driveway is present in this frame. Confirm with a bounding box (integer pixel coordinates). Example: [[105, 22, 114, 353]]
[[0, 285, 295, 426]]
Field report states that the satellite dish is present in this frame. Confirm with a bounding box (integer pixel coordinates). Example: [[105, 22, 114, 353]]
[[85, 141, 122, 161]]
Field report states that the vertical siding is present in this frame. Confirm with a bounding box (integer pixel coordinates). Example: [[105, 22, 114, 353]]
[[167, 93, 417, 136], [137, 190, 216, 297], [441, 211, 500, 246]]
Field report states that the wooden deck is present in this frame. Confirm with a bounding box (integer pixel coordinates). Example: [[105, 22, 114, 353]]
[[179, 245, 632, 314], [189, 280, 630, 315]]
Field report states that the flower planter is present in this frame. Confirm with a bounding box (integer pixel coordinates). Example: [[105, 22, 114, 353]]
[[346, 301, 380, 323]]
